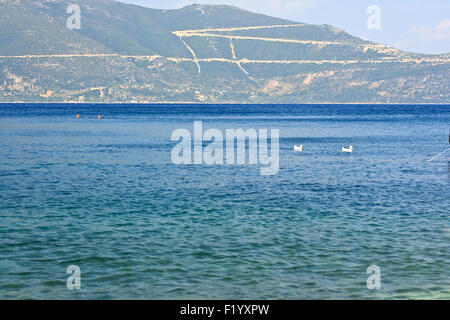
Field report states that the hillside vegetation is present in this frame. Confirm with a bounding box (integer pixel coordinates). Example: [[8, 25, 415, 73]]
[[0, 0, 449, 103]]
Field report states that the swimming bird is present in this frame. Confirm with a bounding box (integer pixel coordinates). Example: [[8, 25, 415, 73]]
[[294, 144, 303, 152], [342, 145, 353, 153]]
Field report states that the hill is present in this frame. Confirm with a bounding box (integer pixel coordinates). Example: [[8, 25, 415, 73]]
[[0, 0, 449, 103]]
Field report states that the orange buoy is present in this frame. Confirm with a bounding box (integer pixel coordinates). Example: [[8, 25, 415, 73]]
[[98, 115, 102, 119], [76, 114, 80, 119]]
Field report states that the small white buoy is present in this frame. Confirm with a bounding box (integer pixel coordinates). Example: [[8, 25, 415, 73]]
[[342, 145, 353, 153], [294, 144, 303, 152]]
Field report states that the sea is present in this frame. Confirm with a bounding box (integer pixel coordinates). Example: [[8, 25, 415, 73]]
[[0, 103, 448, 299]]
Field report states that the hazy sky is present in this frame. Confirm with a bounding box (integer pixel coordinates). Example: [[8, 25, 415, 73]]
[[118, 0, 450, 55]]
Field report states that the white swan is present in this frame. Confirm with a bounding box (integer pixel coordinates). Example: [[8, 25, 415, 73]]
[[342, 145, 353, 153], [294, 144, 303, 152]]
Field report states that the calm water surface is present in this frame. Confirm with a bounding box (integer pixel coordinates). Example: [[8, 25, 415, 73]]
[[0, 104, 449, 299]]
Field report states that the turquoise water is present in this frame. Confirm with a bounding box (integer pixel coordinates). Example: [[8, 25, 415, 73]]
[[0, 104, 449, 299]]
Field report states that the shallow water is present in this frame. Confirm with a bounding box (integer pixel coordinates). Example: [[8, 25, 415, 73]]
[[0, 104, 449, 299]]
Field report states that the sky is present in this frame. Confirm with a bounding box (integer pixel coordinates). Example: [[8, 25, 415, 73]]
[[118, 0, 450, 55]]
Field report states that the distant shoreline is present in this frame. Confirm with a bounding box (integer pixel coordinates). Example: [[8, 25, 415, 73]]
[[1, 102, 449, 105]]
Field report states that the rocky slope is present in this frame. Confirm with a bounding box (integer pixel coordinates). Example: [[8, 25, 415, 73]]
[[0, 0, 449, 103]]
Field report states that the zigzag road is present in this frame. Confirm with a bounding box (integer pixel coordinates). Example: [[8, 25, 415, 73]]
[[1, 24, 449, 73]]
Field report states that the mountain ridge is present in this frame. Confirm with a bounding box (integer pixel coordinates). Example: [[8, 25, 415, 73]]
[[0, 0, 449, 103]]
